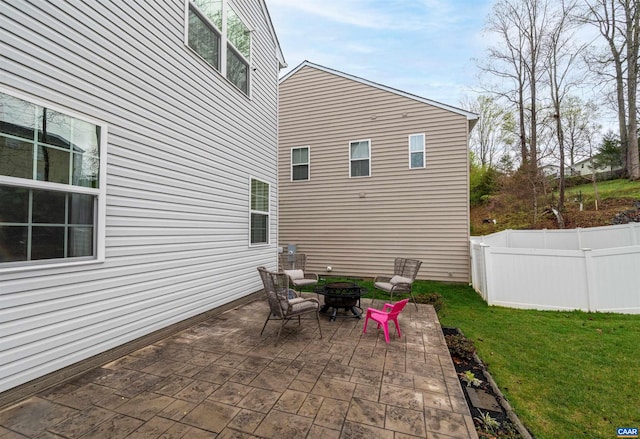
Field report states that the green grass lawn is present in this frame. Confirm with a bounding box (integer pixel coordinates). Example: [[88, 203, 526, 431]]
[[332, 278, 640, 439], [565, 178, 640, 202]]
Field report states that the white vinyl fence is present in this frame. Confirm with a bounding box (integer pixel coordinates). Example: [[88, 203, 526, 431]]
[[470, 223, 640, 314]]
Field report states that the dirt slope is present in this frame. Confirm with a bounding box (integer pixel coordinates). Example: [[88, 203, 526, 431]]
[[470, 198, 640, 236]]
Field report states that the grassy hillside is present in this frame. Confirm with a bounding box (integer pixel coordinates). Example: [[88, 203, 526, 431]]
[[471, 178, 640, 235], [565, 178, 640, 202]]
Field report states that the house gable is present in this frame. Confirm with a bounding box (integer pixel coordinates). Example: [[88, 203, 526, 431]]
[[280, 61, 478, 131]]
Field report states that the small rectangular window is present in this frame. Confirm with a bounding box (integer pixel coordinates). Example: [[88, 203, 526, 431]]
[[291, 146, 309, 181], [250, 177, 269, 245], [349, 140, 370, 177], [409, 133, 425, 169]]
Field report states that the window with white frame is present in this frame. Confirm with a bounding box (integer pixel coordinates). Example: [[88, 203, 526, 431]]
[[226, 5, 250, 94], [349, 140, 370, 177], [0, 91, 103, 265], [291, 146, 309, 181], [187, 0, 251, 95], [187, 1, 221, 70], [409, 133, 425, 168], [250, 177, 269, 245]]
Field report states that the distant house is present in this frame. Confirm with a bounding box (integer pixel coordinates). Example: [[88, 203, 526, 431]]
[[540, 163, 580, 179], [574, 156, 623, 177], [540, 164, 561, 179], [278, 62, 478, 283], [0, 0, 284, 399]]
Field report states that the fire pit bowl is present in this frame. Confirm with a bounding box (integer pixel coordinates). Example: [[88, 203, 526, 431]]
[[315, 282, 365, 321]]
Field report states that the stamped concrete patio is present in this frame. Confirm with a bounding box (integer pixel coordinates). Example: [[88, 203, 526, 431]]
[[0, 296, 477, 439]]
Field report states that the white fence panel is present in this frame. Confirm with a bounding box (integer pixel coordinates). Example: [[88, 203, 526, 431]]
[[542, 230, 581, 249], [589, 247, 640, 313], [472, 230, 509, 247], [470, 224, 640, 314], [470, 243, 487, 301], [580, 223, 639, 249], [505, 230, 542, 249], [507, 229, 578, 250], [485, 247, 590, 311]]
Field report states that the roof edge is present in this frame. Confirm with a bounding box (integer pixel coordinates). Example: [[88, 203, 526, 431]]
[[260, 1, 286, 69], [279, 61, 478, 121]]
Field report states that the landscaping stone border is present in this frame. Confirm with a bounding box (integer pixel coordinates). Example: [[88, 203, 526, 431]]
[[446, 327, 534, 439]]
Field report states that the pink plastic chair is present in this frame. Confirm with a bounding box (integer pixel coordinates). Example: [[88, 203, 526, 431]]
[[362, 299, 410, 343]]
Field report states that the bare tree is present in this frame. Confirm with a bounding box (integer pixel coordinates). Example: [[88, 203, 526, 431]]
[[562, 97, 599, 168], [545, 0, 585, 226], [583, 0, 640, 180], [481, 0, 530, 165], [624, 0, 640, 180], [584, 123, 602, 210], [521, 0, 551, 177], [480, 0, 553, 222], [462, 95, 511, 168]]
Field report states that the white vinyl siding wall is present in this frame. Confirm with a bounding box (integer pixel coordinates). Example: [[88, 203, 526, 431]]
[[279, 66, 471, 282], [0, 1, 280, 393]]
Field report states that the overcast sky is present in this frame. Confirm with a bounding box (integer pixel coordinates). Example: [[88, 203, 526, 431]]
[[266, 0, 496, 108]]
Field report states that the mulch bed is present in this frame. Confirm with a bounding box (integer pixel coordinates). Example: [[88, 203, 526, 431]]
[[442, 327, 532, 439]]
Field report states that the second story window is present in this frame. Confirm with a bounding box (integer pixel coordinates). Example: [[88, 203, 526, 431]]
[[187, 1, 251, 96], [226, 5, 250, 94], [187, 1, 222, 69], [291, 146, 309, 181], [349, 140, 370, 177], [409, 133, 425, 169]]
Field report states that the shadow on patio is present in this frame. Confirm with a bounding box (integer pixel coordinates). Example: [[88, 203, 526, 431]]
[[0, 296, 477, 438]]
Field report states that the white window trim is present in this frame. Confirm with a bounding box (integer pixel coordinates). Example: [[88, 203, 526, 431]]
[[0, 87, 107, 273], [290, 146, 310, 181], [349, 139, 371, 178], [249, 176, 270, 247], [184, 0, 253, 97], [408, 133, 426, 169]]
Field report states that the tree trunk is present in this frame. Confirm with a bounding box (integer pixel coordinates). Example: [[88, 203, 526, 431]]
[[614, 58, 629, 177], [592, 171, 600, 210], [528, 28, 538, 177], [586, 0, 629, 177], [519, 86, 528, 166], [626, 0, 640, 180], [556, 111, 566, 225]]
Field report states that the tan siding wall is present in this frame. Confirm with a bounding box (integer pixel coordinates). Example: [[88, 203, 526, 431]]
[[278, 66, 471, 282]]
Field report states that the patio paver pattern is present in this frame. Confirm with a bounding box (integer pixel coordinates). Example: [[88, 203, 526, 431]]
[[0, 296, 478, 438]]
